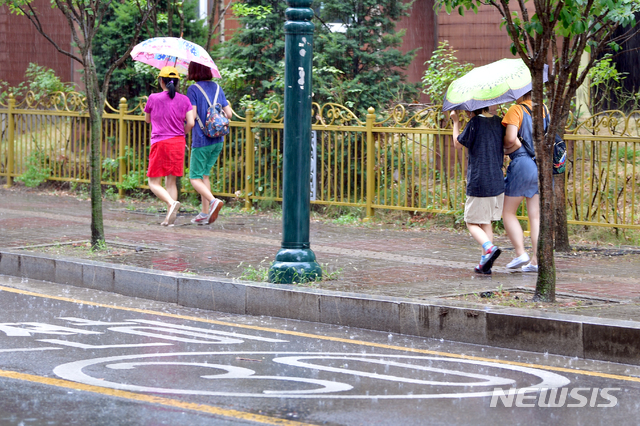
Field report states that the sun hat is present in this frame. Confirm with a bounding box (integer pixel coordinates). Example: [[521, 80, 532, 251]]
[[158, 66, 181, 79]]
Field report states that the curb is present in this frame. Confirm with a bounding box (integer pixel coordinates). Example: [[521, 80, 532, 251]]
[[1, 250, 639, 365]]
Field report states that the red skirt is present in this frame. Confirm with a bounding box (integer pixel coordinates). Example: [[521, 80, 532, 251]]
[[147, 136, 186, 177]]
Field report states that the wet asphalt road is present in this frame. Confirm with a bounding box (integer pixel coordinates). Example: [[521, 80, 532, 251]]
[[1, 275, 640, 426]]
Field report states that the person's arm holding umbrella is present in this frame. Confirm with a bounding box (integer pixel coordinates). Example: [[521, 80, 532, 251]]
[[450, 110, 464, 150]]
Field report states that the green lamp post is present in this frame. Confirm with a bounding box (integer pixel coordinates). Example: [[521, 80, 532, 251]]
[[268, 0, 322, 284]]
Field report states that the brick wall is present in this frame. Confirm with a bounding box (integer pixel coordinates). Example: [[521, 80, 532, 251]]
[[437, 7, 514, 66], [0, 0, 76, 90]]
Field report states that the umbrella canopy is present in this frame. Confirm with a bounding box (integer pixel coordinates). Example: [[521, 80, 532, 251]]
[[442, 58, 548, 112], [130, 37, 221, 78]]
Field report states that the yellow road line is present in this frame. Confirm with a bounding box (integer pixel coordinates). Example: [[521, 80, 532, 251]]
[[1, 284, 640, 384], [0, 368, 313, 426]]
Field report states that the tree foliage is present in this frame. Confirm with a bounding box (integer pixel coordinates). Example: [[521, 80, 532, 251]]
[[312, 0, 420, 112], [217, 0, 287, 103], [421, 41, 474, 105], [435, 0, 640, 301], [588, 53, 640, 113], [219, 0, 420, 114], [94, 0, 206, 106], [2, 0, 158, 248], [0, 63, 78, 102]]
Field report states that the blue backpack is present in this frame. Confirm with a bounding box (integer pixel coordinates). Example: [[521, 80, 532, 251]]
[[193, 83, 230, 138]]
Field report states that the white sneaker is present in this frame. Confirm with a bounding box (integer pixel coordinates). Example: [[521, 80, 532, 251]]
[[506, 253, 530, 269], [207, 198, 224, 224], [165, 201, 180, 226], [522, 263, 538, 272], [191, 212, 208, 224]]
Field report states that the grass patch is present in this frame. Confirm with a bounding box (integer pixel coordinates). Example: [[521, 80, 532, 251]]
[[237, 260, 342, 283], [446, 286, 612, 310], [569, 224, 640, 247], [20, 240, 134, 259]]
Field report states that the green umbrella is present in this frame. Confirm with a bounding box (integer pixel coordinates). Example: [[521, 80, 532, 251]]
[[442, 58, 547, 112]]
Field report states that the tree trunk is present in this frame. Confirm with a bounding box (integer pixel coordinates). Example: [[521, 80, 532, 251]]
[[153, 8, 159, 36], [532, 70, 556, 302], [219, 0, 226, 43], [554, 173, 571, 251], [206, 0, 221, 50], [168, 0, 174, 37], [83, 54, 106, 249], [553, 114, 570, 252], [536, 132, 556, 301], [178, 1, 185, 37]]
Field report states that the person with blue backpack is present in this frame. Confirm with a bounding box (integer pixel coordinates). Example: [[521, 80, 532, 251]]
[[502, 91, 548, 273], [186, 61, 233, 225]]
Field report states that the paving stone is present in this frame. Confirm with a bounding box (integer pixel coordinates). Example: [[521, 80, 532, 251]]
[[400, 303, 488, 345], [0, 252, 21, 277], [113, 267, 178, 303], [583, 321, 640, 365], [178, 277, 246, 314], [21, 255, 55, 282], [319, 294, 401, 333], [486, 312, 583, 357]]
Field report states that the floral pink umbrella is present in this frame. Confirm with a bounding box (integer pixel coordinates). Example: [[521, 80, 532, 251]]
[[130, 37, 221, 78]]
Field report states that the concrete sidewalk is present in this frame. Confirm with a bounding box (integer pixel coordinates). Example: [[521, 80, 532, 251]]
[[1, 187, 640, 364]]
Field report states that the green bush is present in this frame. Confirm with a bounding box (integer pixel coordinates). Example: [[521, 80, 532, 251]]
[[16, 150, 51, 187], [421, 41, 474, 105]]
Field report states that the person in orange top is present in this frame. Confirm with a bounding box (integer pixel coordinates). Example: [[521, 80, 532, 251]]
[[501, 91, 548, 272]]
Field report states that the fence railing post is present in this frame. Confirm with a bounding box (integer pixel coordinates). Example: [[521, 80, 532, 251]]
[[364, 107, 375, 221], [118, 97, 127, 199], [5, 94, 16, 188], [243, 107, 255, 211]]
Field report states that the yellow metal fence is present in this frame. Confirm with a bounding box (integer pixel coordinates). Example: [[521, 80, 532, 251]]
[[1, 93, 639, 229]]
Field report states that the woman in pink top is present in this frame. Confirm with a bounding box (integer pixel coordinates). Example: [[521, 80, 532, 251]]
[[144, 66, 195, 226]]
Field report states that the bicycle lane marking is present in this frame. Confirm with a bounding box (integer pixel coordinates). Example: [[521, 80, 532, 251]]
[[51, 351, 571, 399], [1, 284, 640, 385]]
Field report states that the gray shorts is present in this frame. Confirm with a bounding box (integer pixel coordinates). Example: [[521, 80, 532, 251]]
[[464, 193, 504, 224]]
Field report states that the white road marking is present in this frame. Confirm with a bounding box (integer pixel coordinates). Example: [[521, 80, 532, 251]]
[[130, 319, 287, 342], [37, 340, 173, 350], [0, 347, 62, 353], [53, 352, 570, 399]]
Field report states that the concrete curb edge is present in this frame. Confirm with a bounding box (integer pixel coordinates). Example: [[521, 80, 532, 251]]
[[1, 250, 639, 365]]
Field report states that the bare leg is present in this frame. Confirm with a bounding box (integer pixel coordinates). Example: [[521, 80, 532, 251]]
[[148, 176, 174, 207], [481, 223, 493, 246], [526, 194, 540, 265], [149, 176, 180, 225], [190, 175, 215, 214], [165, 175, 178, 202], [503, 195, 526, 257], [467, 222, 493, 253]]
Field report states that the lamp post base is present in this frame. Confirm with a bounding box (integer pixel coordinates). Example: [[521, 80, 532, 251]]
[[269, 248, 322, 284]]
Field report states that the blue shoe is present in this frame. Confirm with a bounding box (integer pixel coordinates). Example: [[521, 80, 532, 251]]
[[480, 245, 501, 273]]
